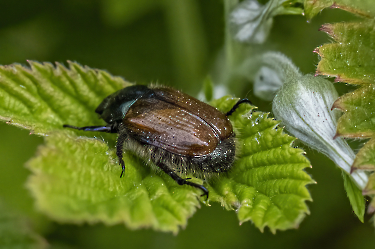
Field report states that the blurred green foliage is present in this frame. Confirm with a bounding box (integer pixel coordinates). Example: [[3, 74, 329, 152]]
[[0, 0, 374, 248]]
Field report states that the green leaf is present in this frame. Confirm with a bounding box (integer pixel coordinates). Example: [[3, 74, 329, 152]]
[[26, 133, 201, 234], [276, 0, 305, 15], [0, 62, 313, 232], [304, 0, 375, 20], [312, 1, 375, 219], [26, 97, 313, 233], [363, 173, 375, 196], [316, 20, 375, 84], [363, 172, 375, 218], [0, 61, 130, 135], [0, 201, 47, 249], [352, 138, 375, 171], [209, 97, 314, 232], [332, 84, 375, 138], [342, 172, 365, 223]]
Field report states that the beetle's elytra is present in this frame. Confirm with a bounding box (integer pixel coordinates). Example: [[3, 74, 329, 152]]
[[63, 85, 252, 198]]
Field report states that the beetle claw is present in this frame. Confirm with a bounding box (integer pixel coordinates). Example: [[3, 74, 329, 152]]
[[226, 98, 253, 116], [200, 187, 209, 200], [181, 178, 209, 200], [119, 166, 125, 178]]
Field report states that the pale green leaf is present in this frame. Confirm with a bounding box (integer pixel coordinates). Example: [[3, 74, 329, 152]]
[[304, 0, 375, 20], [0, 201, 47, 249], [342, 172, 365, 223], [0, 61, 130, 135], [26, 133, 201, 234], [316, 20, 375, 84], [26, 97, 313, 233], [0, 62, 313, 232], [208, 97, 314, 232]]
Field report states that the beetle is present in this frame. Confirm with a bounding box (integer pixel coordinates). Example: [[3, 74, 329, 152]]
[[63, 85, 252, 198]]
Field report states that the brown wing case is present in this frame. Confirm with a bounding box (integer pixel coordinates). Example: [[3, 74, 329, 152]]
[[152, 87, 233, 140], [124, 97, 221, 156]]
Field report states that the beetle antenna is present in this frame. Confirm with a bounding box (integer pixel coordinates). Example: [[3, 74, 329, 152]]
[[63, 124, 114, 133], [226, 98, 253, 117]]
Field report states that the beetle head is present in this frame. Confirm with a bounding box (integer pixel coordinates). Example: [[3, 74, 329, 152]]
[[95, 85, 153, 124]]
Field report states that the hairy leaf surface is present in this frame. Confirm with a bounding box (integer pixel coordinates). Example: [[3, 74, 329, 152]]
[[0, 61, 130, 135], [304, 0, 375, 20], [27, 134, 201, 234], [209, 97, 313, 232], [313, 1, 375, 220], [316, 21, 375, 84], [332, 84, 375, 138]]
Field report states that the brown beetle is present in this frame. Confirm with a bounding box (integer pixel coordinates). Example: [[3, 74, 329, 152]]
[[64, 85, 251, 198]]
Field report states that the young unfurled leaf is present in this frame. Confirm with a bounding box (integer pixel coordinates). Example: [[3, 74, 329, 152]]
[[0, 61, 130, 135], [0, 201, 47, 249], [238, 52, 302, 101], [272, 73, 367, 221], [272, 74, 368, 188], [230, 0, 303, 44], [304, 0, 375, 20], [0, 62, 313, 232]]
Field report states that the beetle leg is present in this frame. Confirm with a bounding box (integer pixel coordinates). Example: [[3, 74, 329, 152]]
[[63, 124, 115, 133], [226, 98, 253, 117], [156, 162, 209, 199], [116, 128, 127, 178]]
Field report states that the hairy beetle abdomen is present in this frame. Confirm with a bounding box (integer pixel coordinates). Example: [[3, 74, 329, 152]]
[[125, 133, 236, 179]]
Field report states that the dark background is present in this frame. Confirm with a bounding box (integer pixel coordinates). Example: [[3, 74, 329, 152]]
[[0, 1, 374, 248]]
